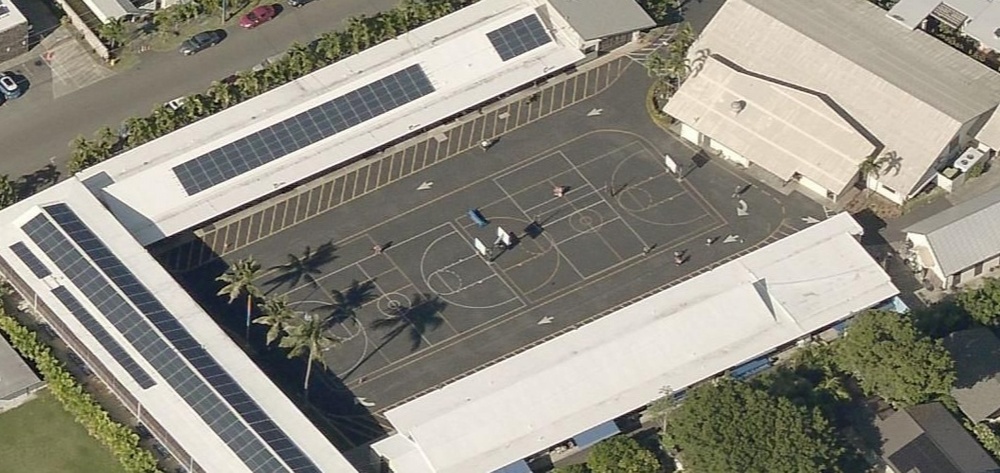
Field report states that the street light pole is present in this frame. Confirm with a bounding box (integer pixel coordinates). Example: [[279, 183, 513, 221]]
[[222, 0, 227, 24]]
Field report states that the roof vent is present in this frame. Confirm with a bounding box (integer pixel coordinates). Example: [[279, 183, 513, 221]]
[[730, 100, 746, 114], [954, 146, 985, 173]]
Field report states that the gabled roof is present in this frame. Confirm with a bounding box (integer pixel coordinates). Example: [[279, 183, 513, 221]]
[[943, 328, 1000, 422], [663, 55, 875, 194], [677, 0, 1000, 196], [903, 186, 1000, 275], [373, 213, 898, 473], [547, 0, 654, 40], [878, 402, 1000, 473], [888, 0, 1000, 53]]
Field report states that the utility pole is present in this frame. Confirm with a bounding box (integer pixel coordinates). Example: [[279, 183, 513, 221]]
[[222, 0, 227, 24]]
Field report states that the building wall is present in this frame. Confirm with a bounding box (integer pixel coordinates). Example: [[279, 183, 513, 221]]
[[0, 22, 28, 63]]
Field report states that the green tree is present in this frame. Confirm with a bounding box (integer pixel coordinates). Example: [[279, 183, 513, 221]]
[[68, 135, 111, 174], [662, 379, 845, 473], [955, 278, 1000, 326], [234, 70, 264, 98], [857, 153, 889, 185], [122, 117, 157, 148], [834, 310, 955, 406], [587, 436, 660, 473], [217, 256, 264, 339], [0, 174, 20, 208], [279, 311, 341, 396], [285, 42, 319, 77], [207, 80, 238, 109], [98, 18, 129, 49], [253, 295, 298, 346]]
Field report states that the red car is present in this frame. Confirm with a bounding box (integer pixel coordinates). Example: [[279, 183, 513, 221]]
[[239, 5, 277, 29]]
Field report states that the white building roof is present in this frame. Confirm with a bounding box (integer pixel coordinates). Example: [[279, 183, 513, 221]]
[[0, 178, 357, 473], [676, 0, 1000, 197], [0, 0, 27, 33], [373, 213, 899, 473], [82, 0, 139, 23], [80, 0, 587, 245], [664, 56, 875, 194]]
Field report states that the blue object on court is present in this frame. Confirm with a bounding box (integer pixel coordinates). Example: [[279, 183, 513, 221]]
[[468, 209, 488, 228]]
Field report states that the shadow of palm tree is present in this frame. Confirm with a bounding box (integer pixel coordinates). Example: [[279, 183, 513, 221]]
[[265, 241, 337, 291], [369, 293, 447, 352], [324, 279, 378, 326]]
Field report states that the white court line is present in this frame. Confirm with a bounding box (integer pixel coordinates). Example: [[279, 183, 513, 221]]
[[521, 185, 601, 215], [420, 224, 524, 309], [357, 264, 439, 350], [559, 152, 652, 249], [493, 179, 587, 280]]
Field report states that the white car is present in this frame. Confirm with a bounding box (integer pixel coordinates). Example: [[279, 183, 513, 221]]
[[0, 73, 22, 100]]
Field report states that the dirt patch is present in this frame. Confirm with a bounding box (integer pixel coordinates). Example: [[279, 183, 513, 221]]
[[842, 190, 902, 220]]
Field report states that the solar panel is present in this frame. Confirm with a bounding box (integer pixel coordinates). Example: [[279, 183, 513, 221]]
[[32, 204, 320, 473], [51, 286, 157, 389], [486, 14, 552, 61], [10, 242, 51, 278], [173, 64, 435, 195]]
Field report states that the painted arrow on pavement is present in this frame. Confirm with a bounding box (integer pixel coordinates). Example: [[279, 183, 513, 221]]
[[417, 181, 434, 191], [736, 199, 749, 217], [724, 234, 742, 244], [354, 397, 376, 407], [801, 216, 820, 224], [537, 316, 554, 325], [587, 108, 603, 117]]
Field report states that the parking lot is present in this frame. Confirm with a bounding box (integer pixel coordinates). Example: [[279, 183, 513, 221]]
[[167, 56, 824, 446]]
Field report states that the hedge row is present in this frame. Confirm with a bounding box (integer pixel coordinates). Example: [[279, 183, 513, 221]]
[[0, 307, 159, 473]]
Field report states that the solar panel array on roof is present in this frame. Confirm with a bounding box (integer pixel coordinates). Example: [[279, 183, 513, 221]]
[[51, 286, 156, 389], [23, 205, 321, 473], [173, 64, 435, 195], [10, 242, 50, 278], [486, 14, 552, 61]]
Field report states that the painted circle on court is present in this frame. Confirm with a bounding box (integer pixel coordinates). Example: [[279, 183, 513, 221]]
[[377, 292, 411, 316], [568, 208, 603, 233], [288, 299, 361, 338]]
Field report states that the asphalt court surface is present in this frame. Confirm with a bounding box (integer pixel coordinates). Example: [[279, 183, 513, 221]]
[[173, 59, 824, 440], [154, 56, 633, 272]]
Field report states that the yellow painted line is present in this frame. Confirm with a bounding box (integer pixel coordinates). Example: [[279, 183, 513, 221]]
[[177, 60, 633, 267]]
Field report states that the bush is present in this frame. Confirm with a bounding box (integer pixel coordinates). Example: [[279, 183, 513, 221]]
[[70, 0, 479, 174], [587, 436, 661, 473], [0, 307, 159, 472]]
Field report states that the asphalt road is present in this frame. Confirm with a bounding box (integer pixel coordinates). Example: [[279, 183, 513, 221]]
[[0, 0, 398, 181]]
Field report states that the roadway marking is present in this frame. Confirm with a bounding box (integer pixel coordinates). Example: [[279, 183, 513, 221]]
[[159, 57, 634, 272]]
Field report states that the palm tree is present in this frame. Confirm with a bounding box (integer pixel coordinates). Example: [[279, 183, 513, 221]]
[[858, 153, 889, 186], [266, 242, 336, 290], [68, 136, 110, 174], [370, 293, 446, 351], [235, 71, 264, 98], [325, 279, 377, 326], [150, 104, 179, 135], [216, 257, 264, 340], [253, 295, 298, 346], [182, 93, 215, 122], [207, 81, 238, 109], [286, 42, 318, 77], [279, 311, 341, 396], [123, 117, 158, 149], [346, 15, 371, 52], [316, 32, 346, 63], [99, 18, 129, 50]]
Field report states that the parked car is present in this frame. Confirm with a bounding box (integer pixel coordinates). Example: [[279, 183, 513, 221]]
[[179, 30, 225, 55], [287, 0, 311, 6], [239, 5, 277, 28], [0, 72, 23, 100]]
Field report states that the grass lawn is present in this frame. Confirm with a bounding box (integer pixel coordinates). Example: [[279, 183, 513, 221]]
[[0, 391, 125, 473]]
